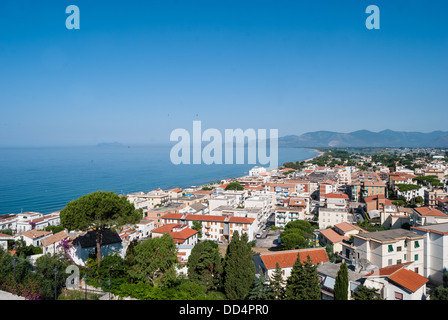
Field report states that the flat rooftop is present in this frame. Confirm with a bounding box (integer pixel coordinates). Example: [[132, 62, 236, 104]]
[[356, 228, 424, 242], [412, 222, 448, 235]]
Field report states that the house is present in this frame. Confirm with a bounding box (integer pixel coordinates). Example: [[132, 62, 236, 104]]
[[249, 166, 267, 177], [161, 213, 256, 242], [412, 206, 448, 226], [152, 223, 199, 276], [70, 229, 123, 265], [0, 233, 13, 250], [411, 222, 448, 285], [15, 212, 44, 232], [127, 189, 170, 210], [318, 193, 350, 229], [14, 229, 52, 247], [382, 207, 412, 230], [437, 196, 448, 213], [321, 193, 349, 209], [319, 180, 338, 198], [166, 188, 183, 200], [41, 230, 70, 255], [135, 219, 155, 238], [318, 262, 364, 300], [342, 228, 425, 275], [179, 202, 208, 215], [253, 248, 329, 282], [318, 222, 366, 254], [0, 214, 18, 232], [362, 262, 428, 300], [425, 189, 447, 208]]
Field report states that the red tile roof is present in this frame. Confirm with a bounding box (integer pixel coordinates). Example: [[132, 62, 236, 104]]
[[334, 222, 366, 233], [184, 215, 226, 222], [319, 228, 348, 243], [161, 213, 184, 220], [324, 193, 349, 199], [228, 217, 255, 224], [260, 248, 328, 269], [414, 207, 446, 217], [365, 262, 413, 277], [388, 268, 428, 293]]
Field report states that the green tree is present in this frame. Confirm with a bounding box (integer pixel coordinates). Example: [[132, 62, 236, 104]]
[[353, 286, 381, 300], [334, 262, 348, 300], [192, 220, 203, 238], [431, 286, 448, 300], [222, 231, 256, 300], [285, 254, 321, 300], [279, 229, 307, 250], [225, 182, 244, 191], [187, 240, 222, 291], [60, 191, 142, 268], [269, 262, 285, 300], [34, 253, 71, 300], [128, 233, 178, 287], [248, 274, 270, 300]]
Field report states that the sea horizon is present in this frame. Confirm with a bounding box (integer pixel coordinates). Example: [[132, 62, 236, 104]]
[[0, 145, 319, 216]]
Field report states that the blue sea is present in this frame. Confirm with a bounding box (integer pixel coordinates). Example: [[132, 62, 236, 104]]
[[0, 146, 318, 216]]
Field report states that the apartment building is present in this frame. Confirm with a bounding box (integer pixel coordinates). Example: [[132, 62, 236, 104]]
[[362, 262, 428, 300], [318, 193, 350, 229], [411, 223, 448, 285], [341, 229, 425, 275], [412, 206, 448, 226], [127, 189, 170, 210], [253, 248, 329, 282], [161, 213, 256, 242]]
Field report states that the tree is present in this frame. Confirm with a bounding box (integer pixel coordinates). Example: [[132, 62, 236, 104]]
[[280, 220, 315, 250], [431, 286, 448, 300], [248, 274, 270, 300], [334, 262, 348, 300], [34, 253, 71, 300], [269, 262, 285, 300], [285, 254, 321, 300], [353, 286, 381, 300], [60, 191, 142, 268], [222, 231, 256, 300], [225, 182, 244, 191], [128, 233, 178, 287], [192, 220, 203, 238], [187, 240, 222, 291]]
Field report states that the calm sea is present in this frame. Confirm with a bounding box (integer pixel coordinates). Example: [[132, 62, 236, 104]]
[[0, 146, 318, 215]]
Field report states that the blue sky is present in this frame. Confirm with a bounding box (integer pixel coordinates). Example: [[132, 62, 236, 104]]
[[0, 0, 447, 146]]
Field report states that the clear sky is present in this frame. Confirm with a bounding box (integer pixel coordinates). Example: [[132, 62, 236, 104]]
[[0, 0, 447, 147]]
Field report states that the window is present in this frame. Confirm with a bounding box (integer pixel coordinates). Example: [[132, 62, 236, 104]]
[[397, 246, 402, 252], [388, 259, 393, 266], [405, 241, 408, 247], [414, 241, 420, 248], [415, 267, 419, 273], [397, 259, 402, 264], [388, 245, 394, 252], [395, 292, 403, 300], [414, 254, 419, 261], [404, 254, 407, 260]]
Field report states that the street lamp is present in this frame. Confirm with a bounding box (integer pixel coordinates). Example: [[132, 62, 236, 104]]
[[53, 267, 59, 300]]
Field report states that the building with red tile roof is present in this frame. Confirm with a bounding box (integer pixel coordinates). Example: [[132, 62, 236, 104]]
[[363, 262, 428, 300], [254, 248, 328, 282]]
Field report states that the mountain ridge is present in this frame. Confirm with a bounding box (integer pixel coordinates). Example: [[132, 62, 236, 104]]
[[278, 130, 448, 148]]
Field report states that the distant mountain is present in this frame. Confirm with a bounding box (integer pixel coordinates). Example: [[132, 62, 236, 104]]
[[278, 130, 448, 148]]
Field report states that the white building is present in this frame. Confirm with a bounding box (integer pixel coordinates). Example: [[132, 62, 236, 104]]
[[249, 166, 267, 177], [411, 223, 448, 285], [362, 262, 428, 300], [14, 229, 52, 247]]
